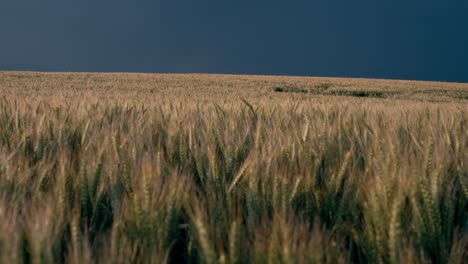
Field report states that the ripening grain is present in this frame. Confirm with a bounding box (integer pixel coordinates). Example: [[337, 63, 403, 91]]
[[0, 72, 467, 263]]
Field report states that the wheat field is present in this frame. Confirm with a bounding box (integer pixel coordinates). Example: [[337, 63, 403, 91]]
[[0, 72, 467, 263]]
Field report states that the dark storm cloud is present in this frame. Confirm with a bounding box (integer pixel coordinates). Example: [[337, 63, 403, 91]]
[[1, 0, 467, 82]]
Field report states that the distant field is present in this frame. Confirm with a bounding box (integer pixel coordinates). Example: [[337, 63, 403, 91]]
[[0, 72, 466, 263], [1, 71, 468, 102]]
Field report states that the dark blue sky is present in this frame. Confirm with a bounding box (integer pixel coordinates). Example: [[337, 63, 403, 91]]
[[1, 1, 467, 82]]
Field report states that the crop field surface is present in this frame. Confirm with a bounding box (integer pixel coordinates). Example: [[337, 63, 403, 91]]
[[0, 72, 467, 263]]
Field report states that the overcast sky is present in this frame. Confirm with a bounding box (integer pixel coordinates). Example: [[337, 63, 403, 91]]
[[1, 1, 467, 82]]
